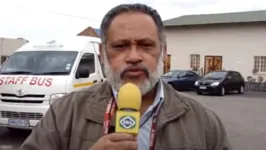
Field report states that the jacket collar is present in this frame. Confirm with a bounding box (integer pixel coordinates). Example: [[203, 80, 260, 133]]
[[85, 81, 190, 127]]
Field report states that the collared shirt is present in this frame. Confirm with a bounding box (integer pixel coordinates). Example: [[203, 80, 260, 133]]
[[112, 80, 164, 150]]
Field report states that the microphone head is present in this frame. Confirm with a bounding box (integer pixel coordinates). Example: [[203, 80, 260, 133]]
[[117, 83, 141, 110]]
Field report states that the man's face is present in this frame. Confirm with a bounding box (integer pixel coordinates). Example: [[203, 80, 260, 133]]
[[100, 12, 166, 95]]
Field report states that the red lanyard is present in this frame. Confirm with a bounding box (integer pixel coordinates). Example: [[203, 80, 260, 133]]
[[103, 98, 117, 135], [103, 98, 162, 150]]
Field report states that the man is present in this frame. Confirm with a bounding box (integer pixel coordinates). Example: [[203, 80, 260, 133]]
[[20, 3, 232, 150]]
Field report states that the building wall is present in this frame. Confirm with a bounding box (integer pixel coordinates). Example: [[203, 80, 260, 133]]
[[0, 37, 27, 64], [165, 23, 266, 80]]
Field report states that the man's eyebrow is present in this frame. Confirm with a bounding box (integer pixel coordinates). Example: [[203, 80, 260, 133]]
[[110, 39, 129, 43], [137, 38, 155, 42], [110, 39, 130, 44], [109, 38, 156, 44]]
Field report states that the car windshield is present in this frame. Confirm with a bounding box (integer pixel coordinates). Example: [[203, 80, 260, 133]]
[[205, 71, 227, 79], [0, 51, 78, 75], [163, 70, 181, 77]]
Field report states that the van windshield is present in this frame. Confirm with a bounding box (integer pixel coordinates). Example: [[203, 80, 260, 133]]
[[0, 51, 78, 75]]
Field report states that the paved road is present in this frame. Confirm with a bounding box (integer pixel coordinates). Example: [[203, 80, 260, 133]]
[[182, 91, 266, 150], [0, 128, 30, 150], [0, 91, 265, 150]]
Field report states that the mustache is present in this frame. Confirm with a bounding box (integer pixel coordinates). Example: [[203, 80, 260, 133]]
[[120, 65, 149, 78]]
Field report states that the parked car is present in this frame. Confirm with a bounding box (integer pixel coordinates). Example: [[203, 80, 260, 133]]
[[161, 70, 202, 91], [194, 70, 245, 96]]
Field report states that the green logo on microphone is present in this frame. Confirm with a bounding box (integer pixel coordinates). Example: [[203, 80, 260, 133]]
[[119, 116, 136, 129]]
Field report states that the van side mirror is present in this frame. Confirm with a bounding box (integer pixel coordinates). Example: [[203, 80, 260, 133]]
[[76, 66, 90, 79], [227, 76, 232, 80]]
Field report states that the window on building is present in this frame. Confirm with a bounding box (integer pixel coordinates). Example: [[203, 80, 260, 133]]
[[190, 54, 200, 69], [254, 56, 266, 72]]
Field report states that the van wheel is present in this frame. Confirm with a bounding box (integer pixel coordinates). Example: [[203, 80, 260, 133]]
[[219, 87, 225, 96], [238, 85, 244, 94]]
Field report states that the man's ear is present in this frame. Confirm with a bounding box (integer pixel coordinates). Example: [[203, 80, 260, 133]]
[[99, 44, 104, 64]]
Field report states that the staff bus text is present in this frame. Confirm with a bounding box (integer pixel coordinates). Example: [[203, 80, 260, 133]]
[[0, 76, 53, 87]]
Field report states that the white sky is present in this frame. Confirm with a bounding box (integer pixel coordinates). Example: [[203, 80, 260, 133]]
[[1, 0, 266, 40]]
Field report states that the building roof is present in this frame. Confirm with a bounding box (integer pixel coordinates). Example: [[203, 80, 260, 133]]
[[77, 26, 100, 38], [163, 10, 266, 27]]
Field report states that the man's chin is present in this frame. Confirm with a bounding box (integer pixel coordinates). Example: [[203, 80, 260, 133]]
[[120, 79, 145, 87], [121, 75, 148, 83]]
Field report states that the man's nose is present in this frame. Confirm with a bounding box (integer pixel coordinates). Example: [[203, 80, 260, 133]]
[[125, 47, 142, 65]]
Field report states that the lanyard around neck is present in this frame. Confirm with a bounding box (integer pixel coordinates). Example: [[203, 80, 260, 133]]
[[103, 98, 163, 150]]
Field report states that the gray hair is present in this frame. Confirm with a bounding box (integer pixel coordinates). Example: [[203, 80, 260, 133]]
[[100, 3, 166, 45]]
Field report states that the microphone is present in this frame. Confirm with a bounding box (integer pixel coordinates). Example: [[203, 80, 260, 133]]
[[115, 83, 141, 135]]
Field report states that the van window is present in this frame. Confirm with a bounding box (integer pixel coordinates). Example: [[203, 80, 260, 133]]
[[1, 55, 8, 65], [0, 51, 78, 75], [77, 53, 95, 75]]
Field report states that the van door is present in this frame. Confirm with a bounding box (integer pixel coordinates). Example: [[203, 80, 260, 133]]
[[73, 52, 98, 90], [92, 42, 106, 82]]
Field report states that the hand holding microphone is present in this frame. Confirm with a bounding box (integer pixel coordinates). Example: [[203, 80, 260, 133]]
[[89, 83, 141, 150], [89, 133, 137, 150]]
